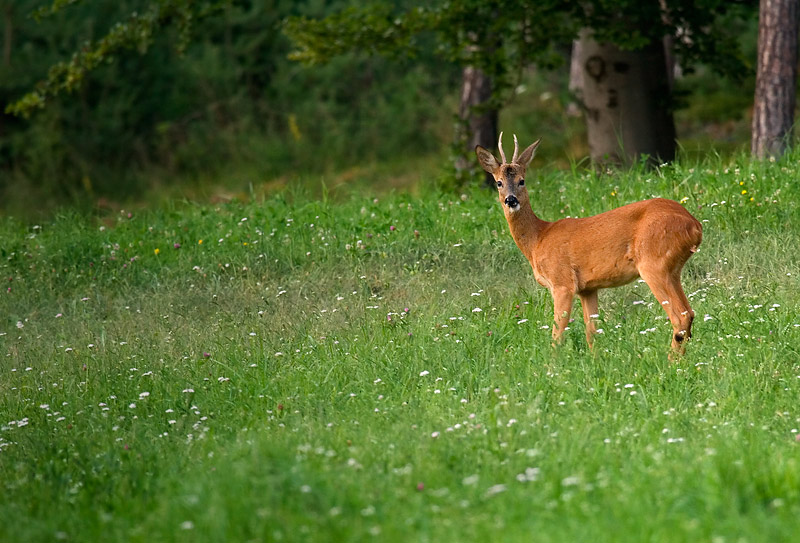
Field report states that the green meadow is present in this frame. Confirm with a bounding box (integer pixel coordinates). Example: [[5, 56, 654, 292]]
[[2, 152, 800, 542]]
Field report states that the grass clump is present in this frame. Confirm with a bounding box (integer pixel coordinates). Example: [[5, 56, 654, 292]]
[[1, 152, 800, 542]]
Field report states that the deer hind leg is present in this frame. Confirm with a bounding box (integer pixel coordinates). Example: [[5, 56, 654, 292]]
[[667, 276, 695, 345], [551, 286, 575, 345], [639, 266, 694, 354], [578, 289, 599, 348]]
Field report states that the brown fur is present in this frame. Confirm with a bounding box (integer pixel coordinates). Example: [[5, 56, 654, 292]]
[[476, 136, 702, 354]]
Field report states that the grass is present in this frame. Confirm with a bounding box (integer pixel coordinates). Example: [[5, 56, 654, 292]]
[[2, 151, 800, 542]]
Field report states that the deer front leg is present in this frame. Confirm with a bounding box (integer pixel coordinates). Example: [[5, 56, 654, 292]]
[[579, 289, 599, 348], [551, 286, 575, 345]]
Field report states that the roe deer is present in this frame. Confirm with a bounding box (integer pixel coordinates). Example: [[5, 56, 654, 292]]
[[475, 134, 703, 354]]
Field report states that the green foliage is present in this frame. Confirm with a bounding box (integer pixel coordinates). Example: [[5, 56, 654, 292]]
[[286, 0, 578, 112], [286, 0, 758, 107], [285, 3, 427, 64], [2, 151, 800, 540], [581, 0, 757, 78], [6, 0, 228, 117], [0, 0, 460, 208]]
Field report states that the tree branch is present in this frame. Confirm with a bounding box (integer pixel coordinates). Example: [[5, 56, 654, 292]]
[[6, 0, 232, 117]]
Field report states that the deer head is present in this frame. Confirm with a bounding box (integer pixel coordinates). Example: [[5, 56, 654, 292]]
[[476, 133, 541, 213]]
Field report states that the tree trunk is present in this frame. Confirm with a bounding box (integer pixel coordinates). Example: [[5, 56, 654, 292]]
[[751, 0, 799, 158], [566, 38, 584, 117], [456, 65, 497, 186], [575, 30, 676, 165]]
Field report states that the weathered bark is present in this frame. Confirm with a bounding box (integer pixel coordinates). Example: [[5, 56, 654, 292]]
[[575, 30, 676, 165], [751, 0, 799, 158], [456, 65, 497, 186], [566, 39, 584, 117]]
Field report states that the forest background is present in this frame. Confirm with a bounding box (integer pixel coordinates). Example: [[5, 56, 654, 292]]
[[0, 0, 767, 217]]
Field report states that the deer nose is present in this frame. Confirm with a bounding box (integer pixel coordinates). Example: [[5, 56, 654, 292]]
[[505, 195, 519, 207]]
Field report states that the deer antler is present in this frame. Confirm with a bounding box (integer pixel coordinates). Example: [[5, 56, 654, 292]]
[[512, 134, 520, 164], [498, 132, 507, 164]]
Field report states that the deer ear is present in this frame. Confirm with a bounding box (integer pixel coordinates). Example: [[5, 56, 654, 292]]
[[516, 139, 541, 169], [475, 146, 500, 174]]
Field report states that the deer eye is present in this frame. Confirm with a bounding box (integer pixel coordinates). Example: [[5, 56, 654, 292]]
[[496, 181, 502, 188], [519, 179, 525, 186]]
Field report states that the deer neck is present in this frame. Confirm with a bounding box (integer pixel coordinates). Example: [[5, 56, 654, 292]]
[[504, 203, 547, 262]]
